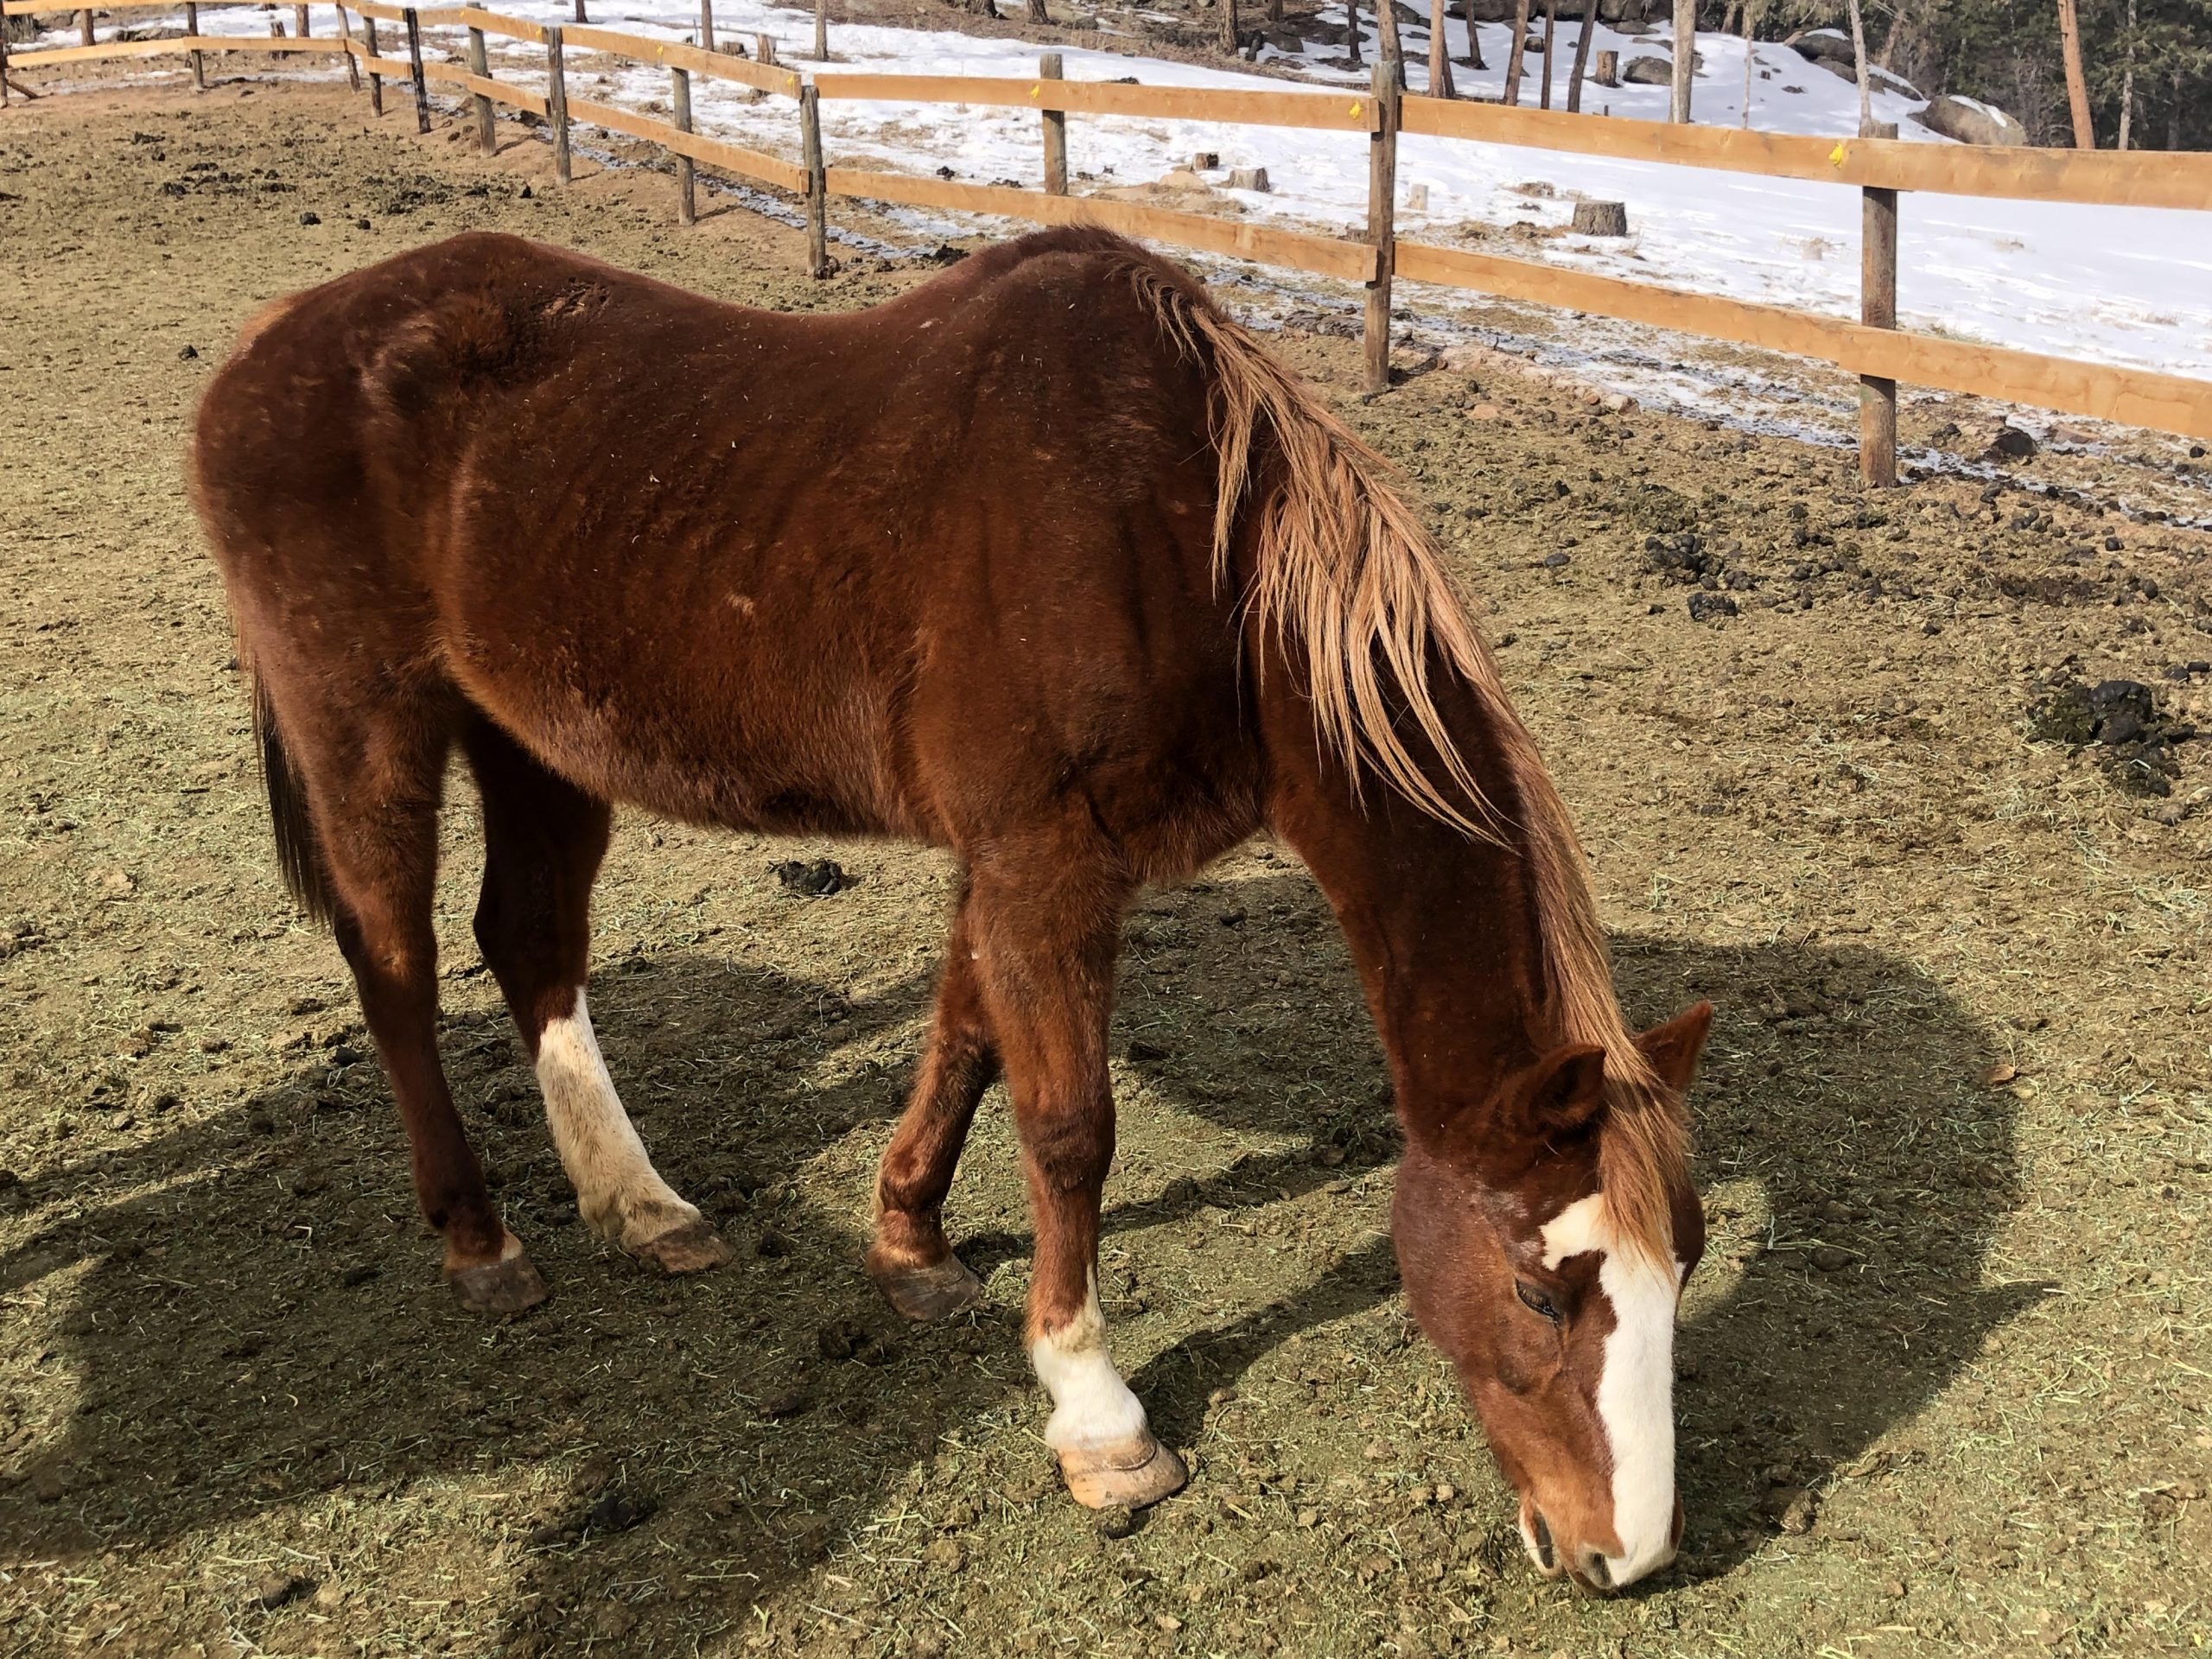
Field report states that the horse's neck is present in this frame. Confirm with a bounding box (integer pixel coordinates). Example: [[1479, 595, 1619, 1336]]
[[1280, 779, 1555, 1145]]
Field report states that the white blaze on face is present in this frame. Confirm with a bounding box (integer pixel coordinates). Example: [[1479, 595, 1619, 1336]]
[[1540, 1191, 1684, 1587], [537, 989, 701, 1244], [1029, 1275, 1150, 1455]]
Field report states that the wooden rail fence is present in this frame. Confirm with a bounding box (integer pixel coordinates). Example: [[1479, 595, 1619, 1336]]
[[7, 2, 2211, 467]]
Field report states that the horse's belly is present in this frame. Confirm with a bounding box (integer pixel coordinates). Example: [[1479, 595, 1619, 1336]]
[[451, 622, 910, 841]]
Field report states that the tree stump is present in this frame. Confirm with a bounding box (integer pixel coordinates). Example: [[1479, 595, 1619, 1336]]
[[1571, 200, 1629, 236], [1594, 48, 1618, 86], [1228, 167, 1271, 192]]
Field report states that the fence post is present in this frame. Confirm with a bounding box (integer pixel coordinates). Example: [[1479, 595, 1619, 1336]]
[[1859, 196, 1899, 485], [547, 24, 571, 184], [467, 25, 493, 154], [79, 9, 93, 48], [186, 1, 207, 91], [756, 34, 777, 65], [1363, 60, 1399, 395], [296, 5, 309, 41], [671, 66, 695, 224], [1859, 125, 1899, 487], [404, 8, 429, 135], [699, 0, 713, 53], [1039, 53, 1066, 195], [335, 4, 357, 92], [364, 14, 384, 116], [800, 80, 828, 278], [1, 22, 10, 108]]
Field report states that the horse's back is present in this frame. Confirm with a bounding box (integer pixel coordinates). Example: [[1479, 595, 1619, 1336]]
[[193, 231, 1253, 855]]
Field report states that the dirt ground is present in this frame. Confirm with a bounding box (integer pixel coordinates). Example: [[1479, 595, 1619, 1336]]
[[3, 67, 2211, 1659]]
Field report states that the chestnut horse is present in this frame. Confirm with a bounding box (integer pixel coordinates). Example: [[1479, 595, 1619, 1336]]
[[191, 228, 1711, 1591]]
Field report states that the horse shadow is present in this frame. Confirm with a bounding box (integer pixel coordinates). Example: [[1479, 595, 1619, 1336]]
[[0, 866, 2025, 1639]]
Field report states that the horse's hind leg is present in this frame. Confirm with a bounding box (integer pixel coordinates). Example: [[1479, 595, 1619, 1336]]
[[867, 880, 995, 1320], [279, 692, 547, 1313], [464, 721, 732, 1275]]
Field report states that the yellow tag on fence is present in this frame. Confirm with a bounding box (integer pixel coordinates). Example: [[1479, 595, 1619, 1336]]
[[1351, 100, 1363, 117], [1829, 143, 1847, 167], [1031, 84, 1041, 98]]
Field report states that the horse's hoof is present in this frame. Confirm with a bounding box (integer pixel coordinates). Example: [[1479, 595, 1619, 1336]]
[[448, 1250, 549, 1316], [1058, 1434, 1186, 1510], [868, 1253, 985, 1321], [636, 1217, 733, 1274]]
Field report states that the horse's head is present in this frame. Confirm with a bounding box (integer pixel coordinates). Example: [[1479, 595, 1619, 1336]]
[[1394, 1002, 1712, 1593]]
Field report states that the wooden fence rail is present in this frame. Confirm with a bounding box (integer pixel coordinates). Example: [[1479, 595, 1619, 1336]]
[[7, 4, 2211, 459]]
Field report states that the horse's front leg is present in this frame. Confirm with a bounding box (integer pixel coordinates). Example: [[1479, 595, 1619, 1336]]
[[963, 851, 1185, 1511]]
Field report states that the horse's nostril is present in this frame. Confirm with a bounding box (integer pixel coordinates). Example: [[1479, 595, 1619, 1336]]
[[1531, 1514, 1556, 1570], [1580, 1551, 1612, 1592]]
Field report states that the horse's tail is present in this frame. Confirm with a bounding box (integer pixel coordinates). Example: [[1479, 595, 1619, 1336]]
[[1121, 258, 1500, 840], [251, 666, 340, 925]]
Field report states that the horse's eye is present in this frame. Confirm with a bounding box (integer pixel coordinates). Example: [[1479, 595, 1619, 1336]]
[[1515, 1281, 1560, 1324]]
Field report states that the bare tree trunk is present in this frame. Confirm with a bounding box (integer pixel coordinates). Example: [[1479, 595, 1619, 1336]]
[[2117, 0, 2136, 149], [1670, 0, 1693, 123], [2056, 0, 2094, 147], [1504, 0, 1529, 104], [1740, 0, 1755, 126], [1567, 0, 1596, 111], [1844, 0, 1871, 133], [1429, 0, 1456, 95], [1027, 0, 1048, 23], [1347, 0, 1364, 67], [1377, 0, 1404, 79], [1464, 0, 1485, 68], [1538, 1, 1556, 107], [1268, 0, 1283, 21], [1220, 0, 1238, 54], [2171, 69, 2182, 150]]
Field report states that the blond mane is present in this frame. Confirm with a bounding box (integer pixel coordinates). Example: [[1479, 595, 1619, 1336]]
[[1133, 256, 1690, 1268]]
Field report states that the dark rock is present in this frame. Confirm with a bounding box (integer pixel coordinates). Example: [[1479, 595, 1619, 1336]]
[[1917, 93, 2029, 147], [1541, 550, 1571, 568], [1810, 1245, 1853, 1271], [298, 210, 320, 226], [759, 1389, 811, 1421], [178, 344, 199, 360], [1688, 592, 1738, 621], [1620, 54, 1673, 84], [1986, 424, 2037, 461], [1784, 26, 1854, 67]]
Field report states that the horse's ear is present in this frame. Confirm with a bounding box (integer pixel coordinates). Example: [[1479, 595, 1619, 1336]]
[[1517, 1042, 1611, 1136], [1635, 1001, 1714, 1094]]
